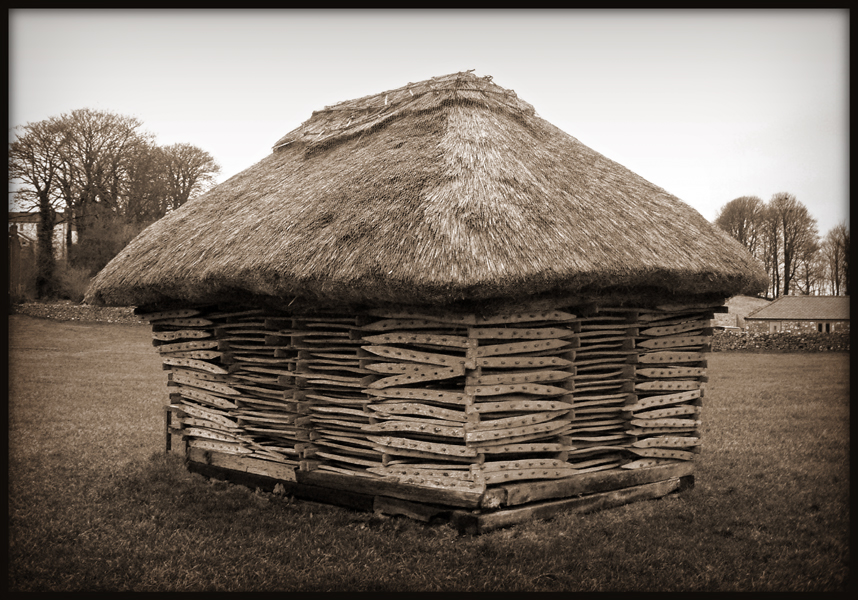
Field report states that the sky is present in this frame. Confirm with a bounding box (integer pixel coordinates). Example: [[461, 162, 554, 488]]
[[8, 9, 850, 235]]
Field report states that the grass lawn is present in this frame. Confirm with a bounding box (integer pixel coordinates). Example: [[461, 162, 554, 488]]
[[8, 314, 850, 592]]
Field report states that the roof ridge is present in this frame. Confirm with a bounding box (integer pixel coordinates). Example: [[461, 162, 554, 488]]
[[272, 71, 535, 151]]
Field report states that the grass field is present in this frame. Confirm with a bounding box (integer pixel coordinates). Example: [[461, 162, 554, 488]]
[[8, 314, 850, 592]]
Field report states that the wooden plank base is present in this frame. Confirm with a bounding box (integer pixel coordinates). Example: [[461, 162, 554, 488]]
[[451, 478, 683, 535], [183, 449, 693, 534]]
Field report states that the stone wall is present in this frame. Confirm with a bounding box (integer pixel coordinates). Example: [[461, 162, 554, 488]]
[[711, 330, 850, 352], [745, 319, 850, 334]]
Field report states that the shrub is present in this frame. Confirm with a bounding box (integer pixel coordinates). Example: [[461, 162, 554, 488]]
[[69, 219, 144, 275], [53, 260, 94, 303]]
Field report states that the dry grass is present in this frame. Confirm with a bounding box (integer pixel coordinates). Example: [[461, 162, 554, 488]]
[[8, 315, 849, 591]]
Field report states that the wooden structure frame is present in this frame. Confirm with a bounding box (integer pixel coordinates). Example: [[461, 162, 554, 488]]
[[152, 300, 723, 533]]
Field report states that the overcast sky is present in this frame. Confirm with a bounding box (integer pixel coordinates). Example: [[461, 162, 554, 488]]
[[8, 9, 849, 234]]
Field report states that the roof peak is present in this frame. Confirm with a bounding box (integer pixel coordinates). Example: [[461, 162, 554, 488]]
[[272, 71, 535, 151]]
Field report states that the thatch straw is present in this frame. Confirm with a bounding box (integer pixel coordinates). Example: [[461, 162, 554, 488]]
[[85, 71, 768, 311]]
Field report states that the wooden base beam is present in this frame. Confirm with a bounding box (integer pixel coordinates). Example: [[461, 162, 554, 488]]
[[451, 477, 683, 535], [183, 449, 693, 534]]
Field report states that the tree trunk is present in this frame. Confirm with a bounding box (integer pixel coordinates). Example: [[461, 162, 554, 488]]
[[36, 191, 57, 298]]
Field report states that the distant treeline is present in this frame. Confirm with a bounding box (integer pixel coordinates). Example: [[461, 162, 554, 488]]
[[9, 108, 221, 299], [715, 195, 849, 298]]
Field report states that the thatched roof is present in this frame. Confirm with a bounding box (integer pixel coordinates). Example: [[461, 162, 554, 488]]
[[85, 71, 768, 312]]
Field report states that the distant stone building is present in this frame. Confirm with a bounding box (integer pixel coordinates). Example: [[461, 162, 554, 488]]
[[7, 211, 77, 260], [712, 295, 771, 329], [745, 295, 850, 333]]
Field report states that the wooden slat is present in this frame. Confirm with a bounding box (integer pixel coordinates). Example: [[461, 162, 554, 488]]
[[468, 399, 573, 413], [363, 362, 427, 374], [236, 412, 299, 425], [621, 458, 680, 469], [152, 330, 212, 341], [305, 393, 369, 405], [567, 433, 627, 443], [362, 421, 465, 437], [366, 435, 479, 458], [626, 427, 699, 436], [465, 382, 569, 397], [367, 367, 465, 390], [188, 439, 253, 454], [624, 389, 701, 411], [184, 426, 242, 443], [474, 310, 577, 325], [628, 448, 695, 461], [162, 356, 228, 375], [362, 345, 468, 368], [364, 388, 470, 405], [312, 441, 379, 459], [465, 417, 572, 443], [299, 374, 374, 388], [315, 451, 382, 468], [173, 385, 238, 409], [476, 355, 572, 369], [632, 436, 700, 448], [473, 339, 571, 358], [161, 350, 223, 360], [629, 418, 701, 429], [186, 447, 298, 482], [141, 308, 201, 321], [231, 355, 295, 365], [362, 332, 470, 348], [636, 367, 706, 378], [470, 411, 568, 432], [366, 365, 463, 389], [153, 317, 214, 327], [313, 433, 377, 449], [169, 372, 240, 395], [636, 351, 706, 364], [214, 321, 269, 330], [388, 474, 486, 494], [639, 321, 709, 337], [637, 335, 709, 350], [308, 405, 368, 418], [632, 405, 700, 420], [469, 327, 575, 340], [575, 369, 626, 380], [467, 369, 572, 386], [482, 467, 580, 485], [368, 403, 468, 422], [368, 466, 478, 481], [635, 380, 700, 392], [171, 403, 238, 428], [208, 309, 271, 320], [479, 442, 567, 454]]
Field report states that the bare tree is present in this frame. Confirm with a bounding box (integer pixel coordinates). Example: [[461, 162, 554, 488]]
[[55, 108, 150, 246], [758, 202, 781, 298], [769, 193, 818, 296], [9, 117, 65, 297], [160, 142, 221, 212], [714, 195, 765, 257], [11, 106, 224, 282], [793, 235, 822, 295], [821, 222, 850, 295]]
